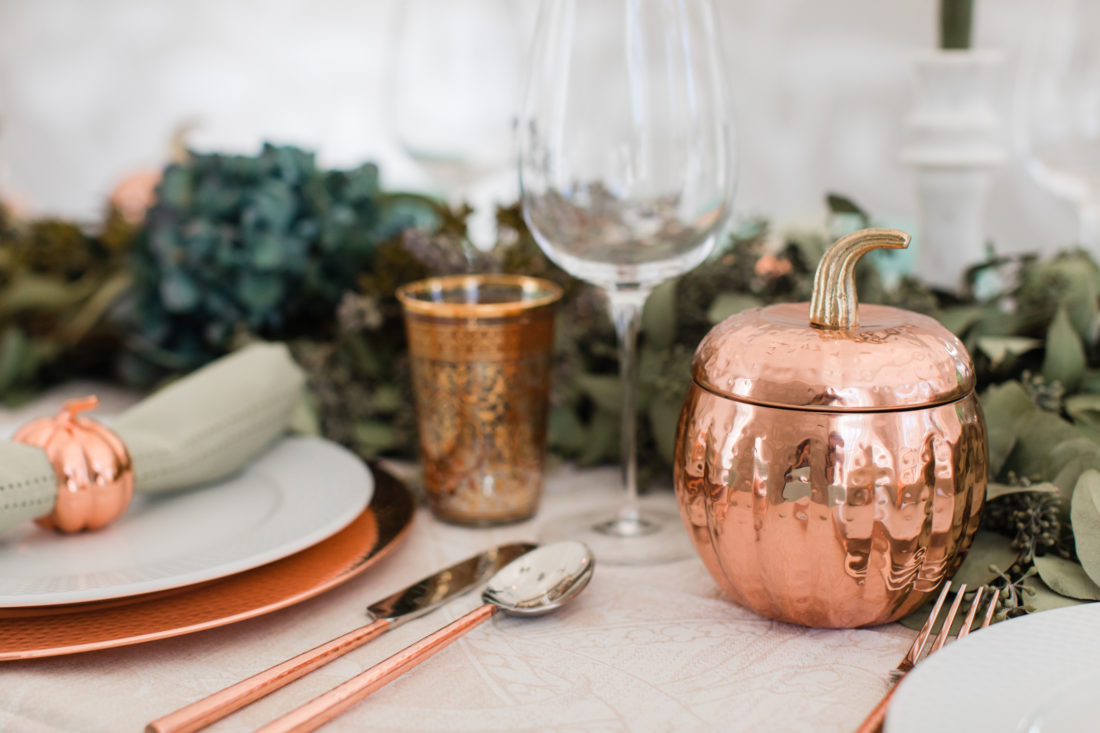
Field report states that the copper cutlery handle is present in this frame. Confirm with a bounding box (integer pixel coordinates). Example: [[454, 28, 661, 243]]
[[256, 604, 498, 733], [146, 618, 391, 733]]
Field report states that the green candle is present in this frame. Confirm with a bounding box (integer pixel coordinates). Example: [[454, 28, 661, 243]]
[[940, 0, 974, 49]]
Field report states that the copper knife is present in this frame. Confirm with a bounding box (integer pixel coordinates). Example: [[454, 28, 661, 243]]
[[146, 541, 537, 733]]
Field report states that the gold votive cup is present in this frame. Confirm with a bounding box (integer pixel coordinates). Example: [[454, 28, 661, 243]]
[[397, 274, 562, 526]]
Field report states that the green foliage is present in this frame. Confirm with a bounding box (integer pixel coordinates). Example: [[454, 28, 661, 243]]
[[126, 144, 438, 379], [0, 204, 136, 402], [940, 0, 974, 50]]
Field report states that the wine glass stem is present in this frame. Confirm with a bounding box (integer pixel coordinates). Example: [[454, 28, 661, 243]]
[[606, 288, 652, 535]]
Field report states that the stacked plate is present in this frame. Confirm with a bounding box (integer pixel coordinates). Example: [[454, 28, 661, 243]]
[[0, 436, 414, 660]]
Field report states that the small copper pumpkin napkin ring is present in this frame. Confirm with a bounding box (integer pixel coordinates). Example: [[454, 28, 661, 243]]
[[13, 395, 134, 533]]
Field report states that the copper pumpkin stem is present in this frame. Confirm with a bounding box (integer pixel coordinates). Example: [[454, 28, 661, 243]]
[[59, 395, 100, 420], [808, 228, 910, 331]]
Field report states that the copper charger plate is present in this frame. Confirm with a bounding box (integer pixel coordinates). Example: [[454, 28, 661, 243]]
[[0, 466, 415, 661]]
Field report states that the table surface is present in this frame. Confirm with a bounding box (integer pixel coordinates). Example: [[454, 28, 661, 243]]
[[0, 386, 913, 733]]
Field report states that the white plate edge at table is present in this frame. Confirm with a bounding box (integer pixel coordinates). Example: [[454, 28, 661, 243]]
[[0, 435, 372, 606], [886, 602, 1100, 732]]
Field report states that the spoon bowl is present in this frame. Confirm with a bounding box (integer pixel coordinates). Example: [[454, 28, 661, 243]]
[[483, 541, 594, 617]]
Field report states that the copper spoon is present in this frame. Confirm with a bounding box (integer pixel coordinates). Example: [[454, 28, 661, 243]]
[[256, 541, 595, 733]]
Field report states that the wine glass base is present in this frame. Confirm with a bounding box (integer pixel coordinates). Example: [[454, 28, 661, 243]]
[[538, 495, 694, 566]]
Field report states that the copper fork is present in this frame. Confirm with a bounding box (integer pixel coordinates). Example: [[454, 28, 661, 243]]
[[854, 581, 997, 733]]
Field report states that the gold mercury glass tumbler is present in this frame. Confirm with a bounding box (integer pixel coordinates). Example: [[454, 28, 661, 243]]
[[397, 274, 563, 525]]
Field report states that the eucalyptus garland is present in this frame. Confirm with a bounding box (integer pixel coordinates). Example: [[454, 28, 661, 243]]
[[4, 144, 1100, 620]]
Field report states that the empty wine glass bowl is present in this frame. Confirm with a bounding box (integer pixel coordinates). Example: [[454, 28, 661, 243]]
[[518, 0, 735, 564]]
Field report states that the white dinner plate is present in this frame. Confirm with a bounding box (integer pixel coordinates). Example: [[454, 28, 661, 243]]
[[1017, 669, 1100, 732], [886, 603, 1100, 733], [0, 435, 372, 606]]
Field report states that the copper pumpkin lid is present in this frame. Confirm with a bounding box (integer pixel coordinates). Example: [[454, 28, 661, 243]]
[[692, 228, 975, 412]]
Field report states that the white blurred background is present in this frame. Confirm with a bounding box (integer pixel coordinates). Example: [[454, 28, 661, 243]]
[[0, 0, 1081, 255]]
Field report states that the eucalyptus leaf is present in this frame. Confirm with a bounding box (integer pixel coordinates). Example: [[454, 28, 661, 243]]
[[1022, 576, 1088, 613], [986, 482, 1059, 501], [579, 409, 619, 466], [0, 273, 94, 314], [1070, 469, 1100, 587], [1010, 410, 1079, 482], [976, 337, 1042, 369], [952, 530, 1019, 587], [1060, 268, 1099, 343], [1064, 395, 1100, 447], [344, 335, 384, 379], [1042, 305, 1087, 390], [0, 327, 29, 395], [1048, 438, 1100, 502], [1075, 420, 1100, 446], [352, 421, 399, 455], [370, 385, 403, 413], [971, 310, 1026, 339], [548, 405, 587, 454], [642, 282, 676, 349], [936, 304, 991, 338], [1065, 394, 1100, 424], [577, 374, 623, 413], [706, 293, 762, 325], [647, 394, 683, 467], [59, 271, 131, 343], [1077, 370, 1100, 395], [1053, 454, 1100, 505], [980, 381, 1035, 477], [1033, 555, 1100, 601], [825, 193, 870, 227]]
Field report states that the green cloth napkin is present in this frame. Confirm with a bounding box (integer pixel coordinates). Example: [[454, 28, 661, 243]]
[[0, 342, 304, 535]]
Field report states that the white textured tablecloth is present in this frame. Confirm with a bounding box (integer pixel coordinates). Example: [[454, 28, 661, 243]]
[[0, 388, 913, 733]]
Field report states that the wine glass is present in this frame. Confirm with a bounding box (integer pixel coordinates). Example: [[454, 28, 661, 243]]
[[518, 0, 735, 564], [386, 0, 528, 246], [1020, 0, 1100, 248]]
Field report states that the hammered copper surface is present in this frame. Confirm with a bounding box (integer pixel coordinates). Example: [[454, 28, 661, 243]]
[[675, 388, 986, 627], [13, 395, 134, 532], [0, 468, 414, 660], [398, 275, 561, 526], [675, 228, 988, 628], [693, 228, 973, 412], [693, 303, 974, 411]]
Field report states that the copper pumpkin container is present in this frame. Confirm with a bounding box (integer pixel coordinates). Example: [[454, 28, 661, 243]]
[[673, 228, 987, 628]]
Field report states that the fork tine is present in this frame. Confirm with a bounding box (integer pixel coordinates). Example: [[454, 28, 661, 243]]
[[900, 582, 952, 671], [955, 587, 983, 640], [980, 586, 998, 628], [930, 583, 967, 653], [857, 581, 995, 733]]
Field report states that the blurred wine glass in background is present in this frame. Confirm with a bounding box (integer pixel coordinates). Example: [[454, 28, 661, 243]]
[[386, 0, 528, 246], [1020, 0, 1100, 249]]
